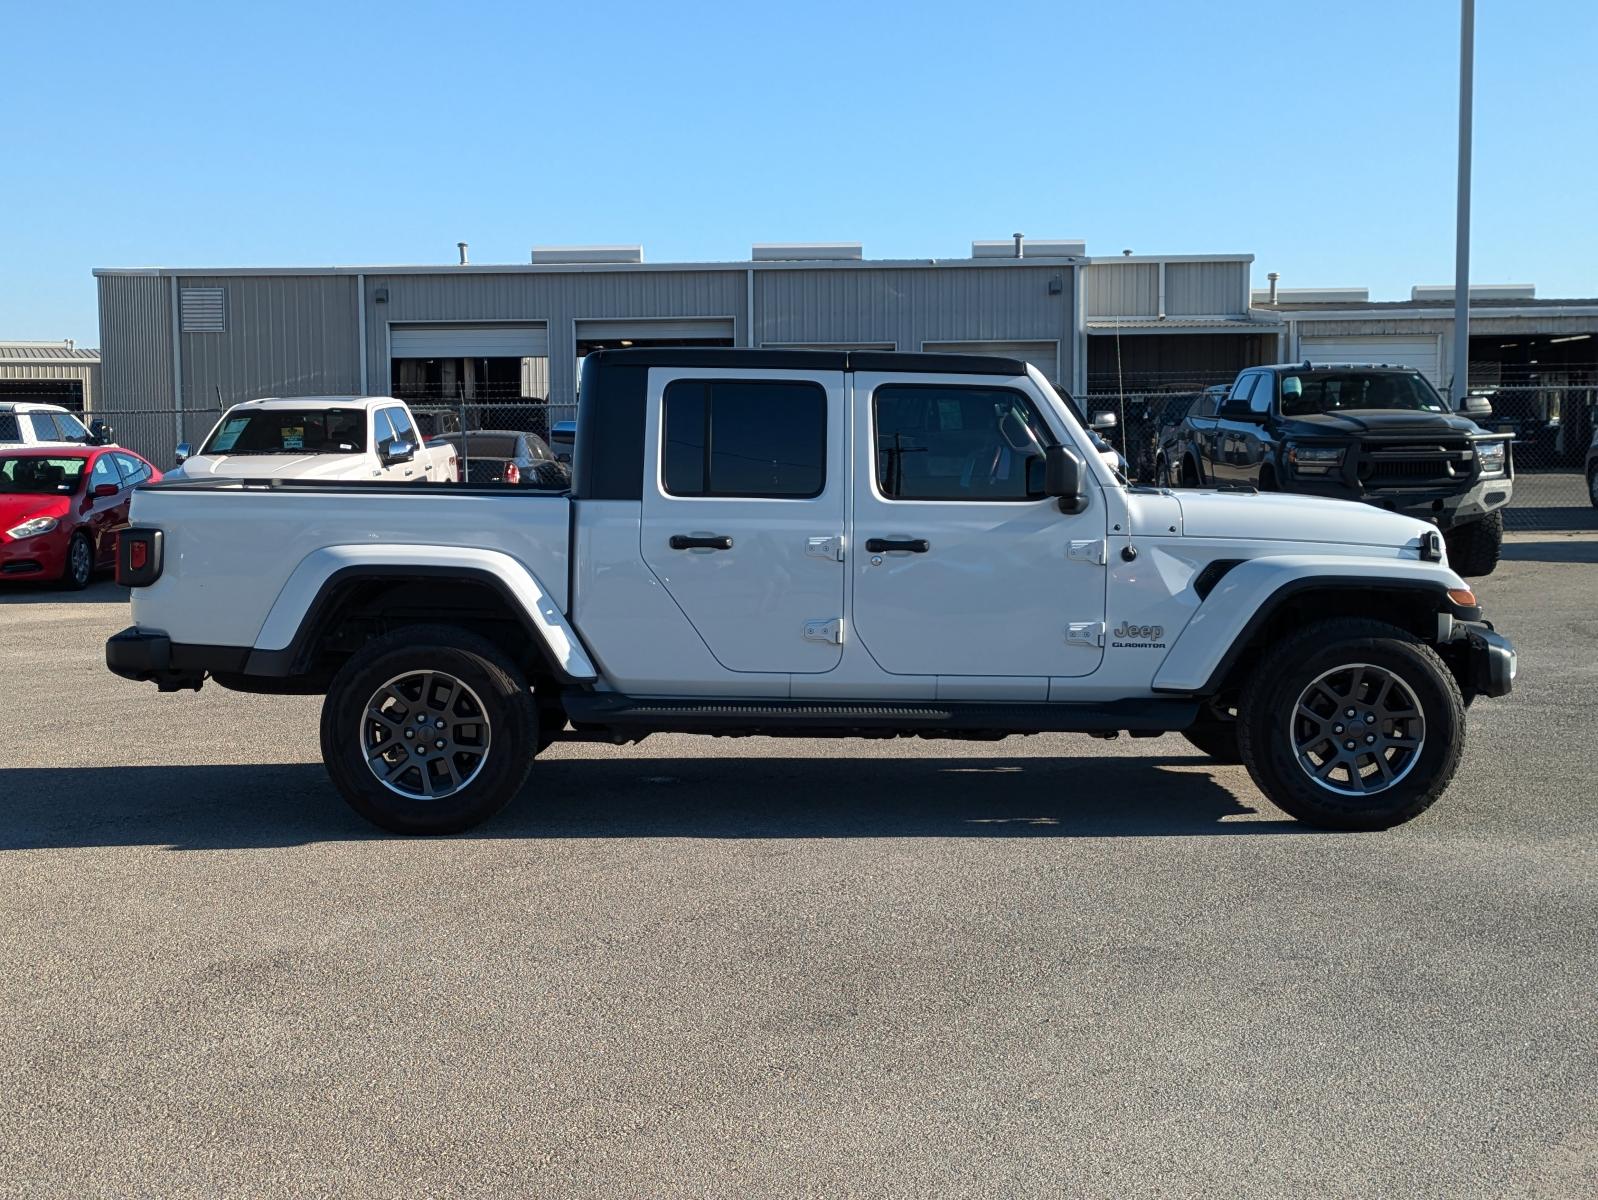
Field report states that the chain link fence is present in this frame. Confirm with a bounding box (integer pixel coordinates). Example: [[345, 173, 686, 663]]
[[83, 380, 1596, 531], [88, 397, 577, 476], [1084, 381, 1596, 531]]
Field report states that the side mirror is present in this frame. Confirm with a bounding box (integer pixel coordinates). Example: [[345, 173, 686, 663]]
[[1043, 445, 1088, 514], [1462, 394, 1493, 417], [1219, 398, 1264, 422], [381, 439, 416, 466], [88, 420, 113, 446], [1090, 411, 1118, 431], [92, 483, 119, 499], [174, 442, 192, 465]]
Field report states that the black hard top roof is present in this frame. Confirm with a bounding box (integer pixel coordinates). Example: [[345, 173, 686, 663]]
[[584, 347, 1030, 376]]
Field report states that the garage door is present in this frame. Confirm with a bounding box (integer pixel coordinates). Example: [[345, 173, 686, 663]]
[[923, 340, 1059, 383], [1299, 335, 1441, 386], [389, 323, 549, 358], [575, 318, 735, 342]]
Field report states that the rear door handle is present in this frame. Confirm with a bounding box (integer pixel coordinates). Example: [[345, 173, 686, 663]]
[[669, 534, 734, 550], [865, 538, 929, 553]]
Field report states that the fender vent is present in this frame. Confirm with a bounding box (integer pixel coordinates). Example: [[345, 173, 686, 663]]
[[1194, 559, 1244, 599]]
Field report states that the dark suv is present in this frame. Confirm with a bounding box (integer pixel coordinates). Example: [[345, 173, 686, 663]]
[[1166, 363, 1514, 576]]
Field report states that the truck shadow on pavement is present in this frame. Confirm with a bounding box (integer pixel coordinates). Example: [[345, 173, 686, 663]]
[[0, 754, 1305, 851]]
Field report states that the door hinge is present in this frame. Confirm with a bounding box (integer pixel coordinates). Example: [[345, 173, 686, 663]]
[[806, 535, 845, 562], [1068, 539, 1107, 565], [804, 618, 844, 645], [1066, 621, 1105, 647]]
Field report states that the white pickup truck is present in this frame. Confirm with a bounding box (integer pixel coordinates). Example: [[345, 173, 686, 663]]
[[168, 396, 457, 483], [108, 349, 1515, 835]]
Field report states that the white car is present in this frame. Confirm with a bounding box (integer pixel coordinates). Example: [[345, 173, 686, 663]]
[[0, 402, 104, 448], [109, 348, 1514, 836], [169, 396, 457, 483]]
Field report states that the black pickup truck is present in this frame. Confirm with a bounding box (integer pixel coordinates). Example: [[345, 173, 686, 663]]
[[1162, 363, 1513, 575]]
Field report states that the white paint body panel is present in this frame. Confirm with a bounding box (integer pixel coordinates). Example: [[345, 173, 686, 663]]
[[127, 362, 1470, 709], [128, 485, 574, 650]]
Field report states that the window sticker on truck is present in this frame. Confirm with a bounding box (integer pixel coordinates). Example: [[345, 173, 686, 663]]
[[282, 426, 305, 450], [209, 418, 250, 453]]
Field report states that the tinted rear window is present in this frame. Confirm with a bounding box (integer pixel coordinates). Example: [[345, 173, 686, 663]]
[[662, 379, 826, 498], [0, 414, 18, 441]]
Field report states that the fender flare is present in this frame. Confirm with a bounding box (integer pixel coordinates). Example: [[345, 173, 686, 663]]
[[245, 544, 598, 681], [1151, 556, 1473, 696]]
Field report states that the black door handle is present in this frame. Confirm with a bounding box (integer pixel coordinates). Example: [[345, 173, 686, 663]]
[[865, 537, 929, 553], [669, 534, 734, 550]]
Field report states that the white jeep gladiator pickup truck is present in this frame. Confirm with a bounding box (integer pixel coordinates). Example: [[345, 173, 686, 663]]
[[107, 349, 1515, 835], [167, 396, 457, 483]]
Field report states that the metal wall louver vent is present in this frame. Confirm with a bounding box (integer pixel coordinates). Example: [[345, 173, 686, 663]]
[[179, 287, 226, 332]]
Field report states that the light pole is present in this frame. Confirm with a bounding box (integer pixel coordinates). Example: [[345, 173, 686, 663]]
[[1452, 0, 1475, 407]]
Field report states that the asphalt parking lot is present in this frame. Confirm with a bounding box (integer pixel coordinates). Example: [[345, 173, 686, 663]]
[[2, 533, 1595, 1199]]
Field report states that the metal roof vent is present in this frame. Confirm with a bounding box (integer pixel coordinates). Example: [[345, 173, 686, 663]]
[[1251, 287, 1371, 305], [531, 245, 644, 264], [179, 287, 226, 333], [1411, 283, 1535, 301], [751, 243, 863, 261], [971, 238, 1085, 259]]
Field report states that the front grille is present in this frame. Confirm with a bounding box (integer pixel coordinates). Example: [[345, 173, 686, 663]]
[[1, 560, 43, 574], [1360, 440, 1471, 488]]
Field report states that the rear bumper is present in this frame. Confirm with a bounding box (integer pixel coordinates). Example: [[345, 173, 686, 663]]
[[106, 627, 248, 692]]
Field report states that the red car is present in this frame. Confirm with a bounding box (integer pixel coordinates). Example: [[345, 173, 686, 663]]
[[0, 446, 162, 589]]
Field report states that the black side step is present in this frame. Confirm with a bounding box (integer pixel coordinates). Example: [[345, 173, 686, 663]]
[[562, 693, 1199, 736]]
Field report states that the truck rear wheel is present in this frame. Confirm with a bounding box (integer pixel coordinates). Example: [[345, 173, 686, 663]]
[[1444, 510, 1503, 577], [320, 625, 537, 834], [1236, 618, 1464, 830]]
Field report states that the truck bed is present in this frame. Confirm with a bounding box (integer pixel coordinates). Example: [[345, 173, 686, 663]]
[[128, 479, 571, 649]]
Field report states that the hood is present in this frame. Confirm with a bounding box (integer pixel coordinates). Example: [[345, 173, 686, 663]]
[[1174, 489, 1433, 549], [1281, 409, 1484, 438], [0, 493, 72, 533], [170, 452, 373, 481]]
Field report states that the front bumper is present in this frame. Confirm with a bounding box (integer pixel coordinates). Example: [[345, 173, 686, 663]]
[[1286, 473, 1514, 529], [0, 529, 69, 580], [1458, 622, 1517, 698]]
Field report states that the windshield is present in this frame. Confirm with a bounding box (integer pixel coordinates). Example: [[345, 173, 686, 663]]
[[201, 409, 367, 455], [1280, 372, 1449, 417], [0, 455, 88, 494]]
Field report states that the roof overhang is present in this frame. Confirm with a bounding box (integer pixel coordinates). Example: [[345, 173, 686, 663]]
[[1087, 317, 1282, 334]]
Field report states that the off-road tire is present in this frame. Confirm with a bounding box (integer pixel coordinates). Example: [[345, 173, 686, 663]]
[[1181, 719, 1243, 764], [320, 624, 537, 834], [1236, 618, 1465, 831], [1444, 510, 1503, 578]]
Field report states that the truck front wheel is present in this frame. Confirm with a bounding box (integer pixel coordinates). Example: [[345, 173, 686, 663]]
[[1236, 618, 1464, 830], [1444, 510, 1503, 577], [320, 625, 537, 834]]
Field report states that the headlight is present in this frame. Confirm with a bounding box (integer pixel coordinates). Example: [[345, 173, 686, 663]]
[[1476, 440, 1507, 476], [5, 516, 59, 540], [1287, 444, 1346, 475]]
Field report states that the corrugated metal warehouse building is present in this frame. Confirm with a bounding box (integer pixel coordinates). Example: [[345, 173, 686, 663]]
[[93, 241, 1267, 461], [0, 340, 101, 411]]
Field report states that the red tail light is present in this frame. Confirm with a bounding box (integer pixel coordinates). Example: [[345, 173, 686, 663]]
[[504, 462, 521, 485], [129, 540, 149, 571]]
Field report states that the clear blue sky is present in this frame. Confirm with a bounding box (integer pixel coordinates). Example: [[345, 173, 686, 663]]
[[4, 0, 1593, 347]]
